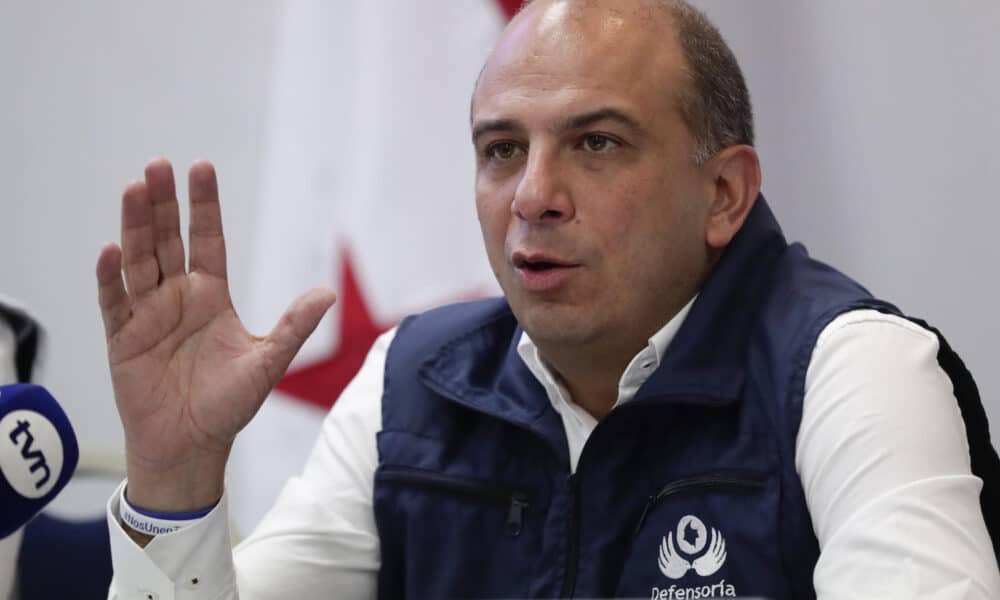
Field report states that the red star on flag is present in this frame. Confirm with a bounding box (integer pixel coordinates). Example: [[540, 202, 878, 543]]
[[275, 250, 392, 411]]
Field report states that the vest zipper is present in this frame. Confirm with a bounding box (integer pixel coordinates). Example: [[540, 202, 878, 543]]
[[378, 467, 531, 536], [559, 473, 580, 598], [632, 472, 766, 538]]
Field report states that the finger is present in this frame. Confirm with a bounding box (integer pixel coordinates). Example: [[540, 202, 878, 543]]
[[145, 159, 186, 279], [120, 180, 160, 296], [96, 242, 131, 337], [187, 161, 227, 279], [261, 287, 338, 385]]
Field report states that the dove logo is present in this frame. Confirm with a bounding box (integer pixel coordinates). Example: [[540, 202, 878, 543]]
[[650, 515, 737, 598], [658, 515, 727, 579]]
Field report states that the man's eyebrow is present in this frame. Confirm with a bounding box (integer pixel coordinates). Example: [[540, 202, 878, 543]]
[[471, 108, 643, 145], [471, 118, 522, 145], [558, 107, 642, 133]]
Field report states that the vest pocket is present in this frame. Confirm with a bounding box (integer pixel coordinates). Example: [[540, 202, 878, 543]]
[[377, 466, 532, 537], [632, 471, 766, 538]]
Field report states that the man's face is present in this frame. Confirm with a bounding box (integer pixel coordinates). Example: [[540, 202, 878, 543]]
[[472, 0, 714, 354]]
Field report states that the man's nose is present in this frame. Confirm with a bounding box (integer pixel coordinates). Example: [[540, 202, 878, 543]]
[[511, 150, 575, 224]]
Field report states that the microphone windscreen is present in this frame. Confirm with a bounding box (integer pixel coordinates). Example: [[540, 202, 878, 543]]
[[0, 383, 79, 538]]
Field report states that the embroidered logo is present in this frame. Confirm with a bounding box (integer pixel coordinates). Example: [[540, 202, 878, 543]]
[[658, 515, 727, 579]]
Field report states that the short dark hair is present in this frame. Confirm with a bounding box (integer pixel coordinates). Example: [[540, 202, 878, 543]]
[[666, 1, 755, 163], [514, 0, 755, 163]]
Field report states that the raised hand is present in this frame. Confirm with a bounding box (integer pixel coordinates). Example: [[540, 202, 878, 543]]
[[96, 159, 336, 515]]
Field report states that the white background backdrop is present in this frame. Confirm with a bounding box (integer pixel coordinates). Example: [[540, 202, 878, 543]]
[[1, 0, 998, 518]]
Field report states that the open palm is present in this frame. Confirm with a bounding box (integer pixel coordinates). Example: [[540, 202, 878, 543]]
[[96, 160, 335, 511]]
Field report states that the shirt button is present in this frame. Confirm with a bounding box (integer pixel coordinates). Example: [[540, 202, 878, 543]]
[[182, 575, 203, 590], [138, 590, 159, 600]]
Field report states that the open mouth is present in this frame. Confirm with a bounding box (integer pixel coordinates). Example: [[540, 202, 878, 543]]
[[512, 253, 573, 272], [510, 252, 579, 292], [520, 260, 562, 272]]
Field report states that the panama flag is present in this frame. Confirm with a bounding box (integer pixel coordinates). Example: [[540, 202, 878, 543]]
[[229, 0, 522, 532]]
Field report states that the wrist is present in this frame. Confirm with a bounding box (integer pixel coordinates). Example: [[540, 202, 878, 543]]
[[120, 483, 216, 536], [124, 452, 227, 513]]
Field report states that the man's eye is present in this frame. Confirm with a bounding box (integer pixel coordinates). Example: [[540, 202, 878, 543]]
[[486, 142, 522, 161], [581, 134, 618, 153]]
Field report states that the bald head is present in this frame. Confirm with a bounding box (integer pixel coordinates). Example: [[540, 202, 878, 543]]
[[479, 0, 753, 163]]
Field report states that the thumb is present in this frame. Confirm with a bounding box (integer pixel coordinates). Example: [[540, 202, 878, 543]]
[[261, 287, 337, 385]]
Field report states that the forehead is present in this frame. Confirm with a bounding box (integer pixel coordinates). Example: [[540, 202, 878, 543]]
[[473, 0, 688, 125]]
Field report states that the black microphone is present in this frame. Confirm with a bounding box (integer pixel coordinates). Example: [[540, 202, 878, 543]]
[[0, 384, 78, 539]]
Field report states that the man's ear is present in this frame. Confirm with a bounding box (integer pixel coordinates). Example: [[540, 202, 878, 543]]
[[704, 145, 762, 249]]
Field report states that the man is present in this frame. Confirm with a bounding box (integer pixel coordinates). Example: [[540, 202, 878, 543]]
[[100, 0, 1000, 598]]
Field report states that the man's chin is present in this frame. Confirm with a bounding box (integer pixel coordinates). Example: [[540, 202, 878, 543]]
[[513, 303, 598, 347]]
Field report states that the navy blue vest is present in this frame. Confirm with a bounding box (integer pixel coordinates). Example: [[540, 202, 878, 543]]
[[373, 197, 1000, 599]]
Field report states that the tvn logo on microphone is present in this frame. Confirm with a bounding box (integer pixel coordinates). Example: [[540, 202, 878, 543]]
[[0, 406, 64, 499]]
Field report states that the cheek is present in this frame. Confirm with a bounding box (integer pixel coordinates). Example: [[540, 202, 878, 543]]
[[589, 178, 659, 249], [588, 178, 699, 282]]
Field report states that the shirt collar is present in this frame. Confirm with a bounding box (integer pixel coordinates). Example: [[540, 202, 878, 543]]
[[516, 295, 697, 413]]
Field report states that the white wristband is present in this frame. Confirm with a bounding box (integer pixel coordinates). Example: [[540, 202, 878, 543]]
[[119, 485, 214, 536]]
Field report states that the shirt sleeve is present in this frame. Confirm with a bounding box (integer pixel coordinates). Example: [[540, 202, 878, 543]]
[[106, 328, 395, 600], [797, 309, 1000, 599]]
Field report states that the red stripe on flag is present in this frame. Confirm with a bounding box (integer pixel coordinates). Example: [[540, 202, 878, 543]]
[[496, 0, 524, 20]]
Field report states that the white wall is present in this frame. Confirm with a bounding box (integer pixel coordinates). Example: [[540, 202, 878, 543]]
[[1, 1, 997, 517], [0, 0, 278, 515]]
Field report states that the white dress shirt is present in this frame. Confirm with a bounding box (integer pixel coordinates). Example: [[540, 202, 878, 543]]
[[106, 308, 1000, 599]]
